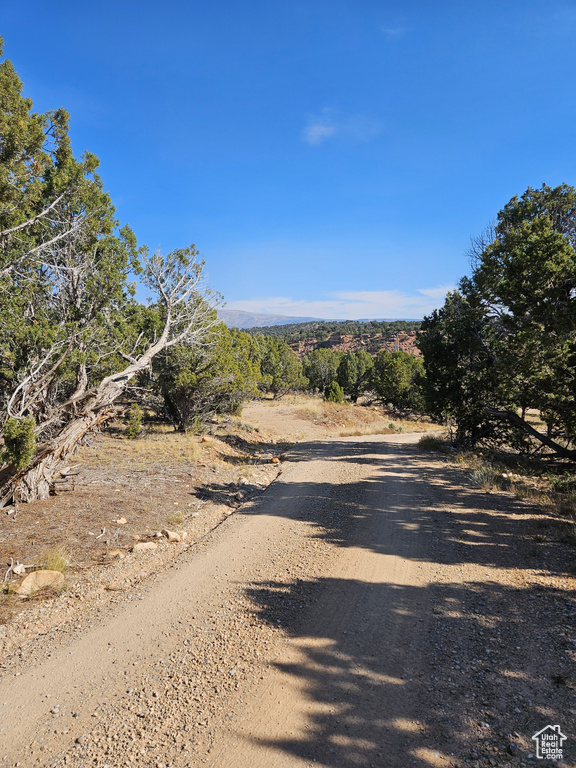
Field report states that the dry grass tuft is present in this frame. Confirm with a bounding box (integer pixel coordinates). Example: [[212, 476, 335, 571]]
[[454, 452, 501, 492], [510, 480, 544, 504], [36, 545, 71, 574], [167, 509, 184, 525], [470, 464, 498, 491], [454, 451, 482, 470]]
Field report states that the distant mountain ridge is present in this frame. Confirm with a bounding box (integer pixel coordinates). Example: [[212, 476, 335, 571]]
[[218, 309, 321, 328], [218, 309, 421, 329]]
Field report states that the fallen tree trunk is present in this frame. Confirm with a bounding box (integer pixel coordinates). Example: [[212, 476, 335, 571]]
[[0, 406, 119, 505], [0, 323, 172, 505], [484, 406, 576, 461]]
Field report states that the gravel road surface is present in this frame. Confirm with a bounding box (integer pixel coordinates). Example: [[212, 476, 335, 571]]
[[0, 433, 574, 768]]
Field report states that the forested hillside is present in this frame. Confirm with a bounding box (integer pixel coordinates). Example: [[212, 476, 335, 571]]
[[247, 319, 421, 357]]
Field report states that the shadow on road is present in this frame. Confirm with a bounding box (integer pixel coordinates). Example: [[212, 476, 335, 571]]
[[237, 438, 575, 767], [242, 438, 575, 575]]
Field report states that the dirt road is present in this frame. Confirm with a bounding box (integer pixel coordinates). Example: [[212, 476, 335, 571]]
[[0, 433, 574, 767]]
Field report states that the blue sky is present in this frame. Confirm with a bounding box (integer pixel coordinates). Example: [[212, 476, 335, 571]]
[[3, 0, 576, 318]]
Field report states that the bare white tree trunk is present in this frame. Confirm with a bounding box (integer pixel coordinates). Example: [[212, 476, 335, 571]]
[[0, 247, 218, 505]]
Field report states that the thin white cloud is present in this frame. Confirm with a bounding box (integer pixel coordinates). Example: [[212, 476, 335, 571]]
[[302, 108, 382, 146], [417, 283, 456, 299], [382, 26, 406, 39], [302, 120, 337, 146], [227, 285, 454, 320]]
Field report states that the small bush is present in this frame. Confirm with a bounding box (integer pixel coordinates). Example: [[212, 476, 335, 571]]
[[125, 404, 143, 439], [38, 546, 70, 574], [454, 451, 481, 469], [2, 416, 36, 469], [324, 381, 344, 403], [470, 464, 497, 491], [548, 474, 576, 494], [167, 509, 184, 525], [418, 435, 447, 452]]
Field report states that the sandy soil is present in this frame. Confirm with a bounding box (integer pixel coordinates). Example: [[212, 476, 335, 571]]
[[0, 402, 575, 768]]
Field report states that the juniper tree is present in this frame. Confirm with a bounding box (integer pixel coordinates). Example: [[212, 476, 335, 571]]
[[418, 184, 576, 456], [0, 48, 217, 503]]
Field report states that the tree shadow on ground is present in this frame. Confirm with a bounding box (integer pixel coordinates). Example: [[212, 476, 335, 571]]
[[245, 575, 575, 767], [241, 438, 576, 576], [192, 481, 263, 506], [235, 437, 575, 766], [211, 433, 293, 468]]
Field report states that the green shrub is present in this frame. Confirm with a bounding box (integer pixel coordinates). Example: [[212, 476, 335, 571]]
[[2, 417, 36, 469], [125, 404, 143, 439], [470, 463, 497, 490], [548, 474, 576, 494], [418, 435, 448, 452], [324, 381, 344, 403]]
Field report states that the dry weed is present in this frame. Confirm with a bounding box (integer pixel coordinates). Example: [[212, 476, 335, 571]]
[[454, 451, 483, 470], [454, 452, 503, 492], [509, 480, 551, 509], [36, 545, 70, 574], [470, 464, 498, 491], [167, 509, 184, 525]]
